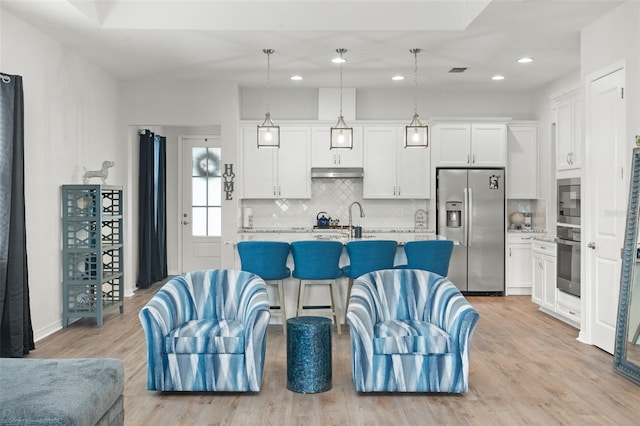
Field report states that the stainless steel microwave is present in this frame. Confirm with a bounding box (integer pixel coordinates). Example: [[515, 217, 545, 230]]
[[558, 178, 581, 225]]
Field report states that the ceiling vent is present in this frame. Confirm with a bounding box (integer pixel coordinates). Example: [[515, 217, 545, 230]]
[[449, 67, 468, 73]]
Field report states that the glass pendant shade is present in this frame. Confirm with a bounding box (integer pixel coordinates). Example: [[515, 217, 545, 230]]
[[405, 113, 428, 148], [330, 115, 353, 149], [330, 48, 353, 150], [405, 48, 428, 148], [257, 48, 279, 148], [257, 112, 280, 148]]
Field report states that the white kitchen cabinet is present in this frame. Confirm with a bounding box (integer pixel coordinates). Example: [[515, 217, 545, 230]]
[[556, 289, 581, 327], [553, 86, 582, 172], [311, 126, 363, 167], [507, 233, 534, 295], [431, 122, 507, 167], [531, 239, 579, 328], [531, 240, 557, 314], [363, 126, 430, 199], [241, 125, 311, 199], [507, 123, 538, 199]]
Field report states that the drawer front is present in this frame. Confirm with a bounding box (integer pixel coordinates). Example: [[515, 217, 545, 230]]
[[556, 301, 581, 325], [508, 233, 535, 244], [532, 240, 556, 255]]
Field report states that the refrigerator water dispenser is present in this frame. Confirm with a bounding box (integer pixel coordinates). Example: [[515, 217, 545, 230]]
[[446, 201, 462, 227]]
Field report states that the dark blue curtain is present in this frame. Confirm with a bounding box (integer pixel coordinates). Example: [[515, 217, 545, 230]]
[[0, 73, 34, 357], [137, 130, 167, 288]]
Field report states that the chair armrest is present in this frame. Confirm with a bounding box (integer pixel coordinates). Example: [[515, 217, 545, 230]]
[[346, 277, 379, 392], [426, 276, 479, 353], [139, 276, 196, 337], [234, 273, 270, 390]]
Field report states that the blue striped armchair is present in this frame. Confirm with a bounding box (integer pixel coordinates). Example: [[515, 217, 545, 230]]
[[346, 269, 479, 393], [139, 269, 270, 392]]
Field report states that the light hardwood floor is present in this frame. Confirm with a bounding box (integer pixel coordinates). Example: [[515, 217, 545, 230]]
[[29, 287, 640, 426]]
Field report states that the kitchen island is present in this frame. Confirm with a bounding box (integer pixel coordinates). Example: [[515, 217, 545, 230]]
[[233, 228, 442, 325]]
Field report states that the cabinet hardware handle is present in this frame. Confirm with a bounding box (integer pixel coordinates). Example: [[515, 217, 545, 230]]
[[569, 311, 576, 315], [398, 187, 401, 196], [509, 248, 512, 257], [588, 242, 596, 250], [472, 154, 476, 164], [273, 186, 277, 196], [567, 153, 571, 165], [467, 154, 470, 164]]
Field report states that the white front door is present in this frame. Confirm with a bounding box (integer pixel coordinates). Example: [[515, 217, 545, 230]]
[[586, 66, 626, 354], [180, 136, 222, 272]]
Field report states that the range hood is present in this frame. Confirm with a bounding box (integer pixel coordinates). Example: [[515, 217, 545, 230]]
[[311, 167, 364, 178]]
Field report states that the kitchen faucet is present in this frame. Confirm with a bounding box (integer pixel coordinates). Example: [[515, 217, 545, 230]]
[[348, 201, 365, 238]]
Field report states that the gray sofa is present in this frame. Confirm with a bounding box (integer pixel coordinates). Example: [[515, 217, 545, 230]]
[[0, 358, 124, 425]]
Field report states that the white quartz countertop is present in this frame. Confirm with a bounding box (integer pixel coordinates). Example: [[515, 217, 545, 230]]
[[507, 230, 556, 244], [235, 228, 440, 245]]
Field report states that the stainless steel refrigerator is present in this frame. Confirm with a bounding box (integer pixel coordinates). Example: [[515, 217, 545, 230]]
[[436, 168, 505, 294]]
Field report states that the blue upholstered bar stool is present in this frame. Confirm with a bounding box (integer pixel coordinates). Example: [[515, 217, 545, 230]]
[[290, 240, 343, 335], [397, 240, 455, 277], [341, 240, 398, 324], [237, 241, 291, 335]]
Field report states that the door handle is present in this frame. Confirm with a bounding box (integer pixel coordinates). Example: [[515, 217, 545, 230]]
[[588, 242, 596, 249], [182, 220, 190, 225]]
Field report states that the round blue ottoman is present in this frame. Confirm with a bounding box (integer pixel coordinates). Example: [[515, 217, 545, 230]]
[[287, 316, 332, 393]]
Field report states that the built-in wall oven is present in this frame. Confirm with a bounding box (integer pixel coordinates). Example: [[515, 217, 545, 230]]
[[556, 225, 581, 297], [558, 178, 581, 225], [556, 177, 581, 297]]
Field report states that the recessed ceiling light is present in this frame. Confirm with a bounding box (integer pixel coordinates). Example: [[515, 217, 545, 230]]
[[517, 57, 534, 63], [290, 75, 303, 81], [392, 75, 405, 81], [492, 75, 505, 81]]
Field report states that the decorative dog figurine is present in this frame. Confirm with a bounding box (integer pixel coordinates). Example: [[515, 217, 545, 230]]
[[83, 160, 115, 184]]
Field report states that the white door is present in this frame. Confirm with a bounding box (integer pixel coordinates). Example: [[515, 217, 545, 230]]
[[277, 127, 311, 198], [363, 127, 397, 198], [471, 124, 507, 166], [181, 136, 222, 272], [433, 123, 471, 166], [398, 128, 431, 199], [587, 67, 626, 354]]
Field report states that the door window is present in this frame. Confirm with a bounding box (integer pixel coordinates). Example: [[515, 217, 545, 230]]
[[191, 147, 222, 237]]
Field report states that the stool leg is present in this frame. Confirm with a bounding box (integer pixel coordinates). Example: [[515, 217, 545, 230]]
[[344, 277, 354, 327], [297, 279, 306, 317], [277, 279, 287, 337], [329, 280, 342, 335]]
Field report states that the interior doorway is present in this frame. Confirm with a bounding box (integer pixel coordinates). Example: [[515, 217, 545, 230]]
[[586, 64, 626, 354], [180, 135, 222, 272]]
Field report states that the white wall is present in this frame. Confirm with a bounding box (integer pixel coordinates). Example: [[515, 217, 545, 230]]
[[242, 87, 537, 121], [582, 1, 640, 151], [1, 10, 124, 340], [579, 1, 640, 345], [119, 80, 241, 280]]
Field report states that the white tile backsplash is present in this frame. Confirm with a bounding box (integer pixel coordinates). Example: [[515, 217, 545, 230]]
[[507, 198, 547, 231], [242, 178, 429, 230]]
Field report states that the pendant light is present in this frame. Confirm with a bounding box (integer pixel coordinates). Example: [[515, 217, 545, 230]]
[[257, 48, 280, 148], [330, 48, 353, 150], [405, 48, 428, 148]]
